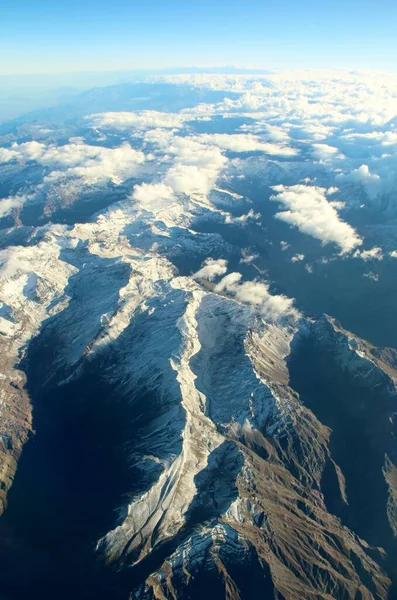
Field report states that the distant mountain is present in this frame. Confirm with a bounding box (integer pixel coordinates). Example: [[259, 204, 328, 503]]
[[0, 82, 240, 133]]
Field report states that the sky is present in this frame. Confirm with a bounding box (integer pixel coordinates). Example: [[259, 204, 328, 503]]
[[1, 0, 397, 75]]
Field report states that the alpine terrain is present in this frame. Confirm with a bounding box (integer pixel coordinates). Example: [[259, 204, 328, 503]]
[[0, 71, 396, 599]]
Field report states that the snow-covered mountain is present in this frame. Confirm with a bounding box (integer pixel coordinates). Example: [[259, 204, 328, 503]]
[[0, 73, 397, 599]]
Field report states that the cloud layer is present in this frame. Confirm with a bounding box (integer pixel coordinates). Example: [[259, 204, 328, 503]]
[[2, 69, 397, 269], [1, 140, 146, 184]]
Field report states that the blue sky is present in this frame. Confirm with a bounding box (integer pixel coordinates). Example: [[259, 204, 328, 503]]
[[1, 0, 397, 74]]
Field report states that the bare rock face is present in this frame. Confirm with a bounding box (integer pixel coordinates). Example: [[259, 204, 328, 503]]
[[0, 355, 31, 516]]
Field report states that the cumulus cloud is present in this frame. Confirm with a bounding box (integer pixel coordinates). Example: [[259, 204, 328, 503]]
[[131, 182, 175, 212], [312, 144, 341, 161], [336, 165, 382, 198], [291, 253, 305, 262], [389, 251, 397, 258], [326, 187, 339, 195], [143, 128, 175, 148], [168, 137, 226, 167], [225, 209, 260, 224], [0, 194, 30, 218], [339, 164, 381, 184], [354, 246, 384, 261], [0, 147, 19, 163], [215, 271, 298, 320], [240, 252, 259, 264], [192, 258, 228, 281], [214, 271, 243, 291], [270, 184, 362, 253], [5, 140, 146, 184], [161, 137, 227, 197], [165, 164, 216, 196]]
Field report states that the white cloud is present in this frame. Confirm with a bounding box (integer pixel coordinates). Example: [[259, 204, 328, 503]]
[[354, 246, 384, 261], [0, 147, 19, 163], [336, 165, 382, 198], [214, 271, 243, 291], [389, 251, 397, 258], [241, 122, 292, 144], [194, 133, 298, 157], [326, 187, 339, 195], [158, 71, 397, 209], [270, 184, 362, 253], [240, 252, 259, 264], [363, 271, 379, 281], [2, 69, 397, 252], [225, 209, 260, 224], [215, 271, 298, 320], [131, 182, 175, 212], [168, 137, 226, 167], [291, 253, 305, 262], [162, 137, 227, 197], [165, 164, 215, 196], [192, 258, 228, 281], [0, 194, 30, 218], [5, 140, 146, 184], [312, 144, 341, 161], [87, 111, 185, 131], [143, 128, 175, 148], [343, 164, 381, 183]]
